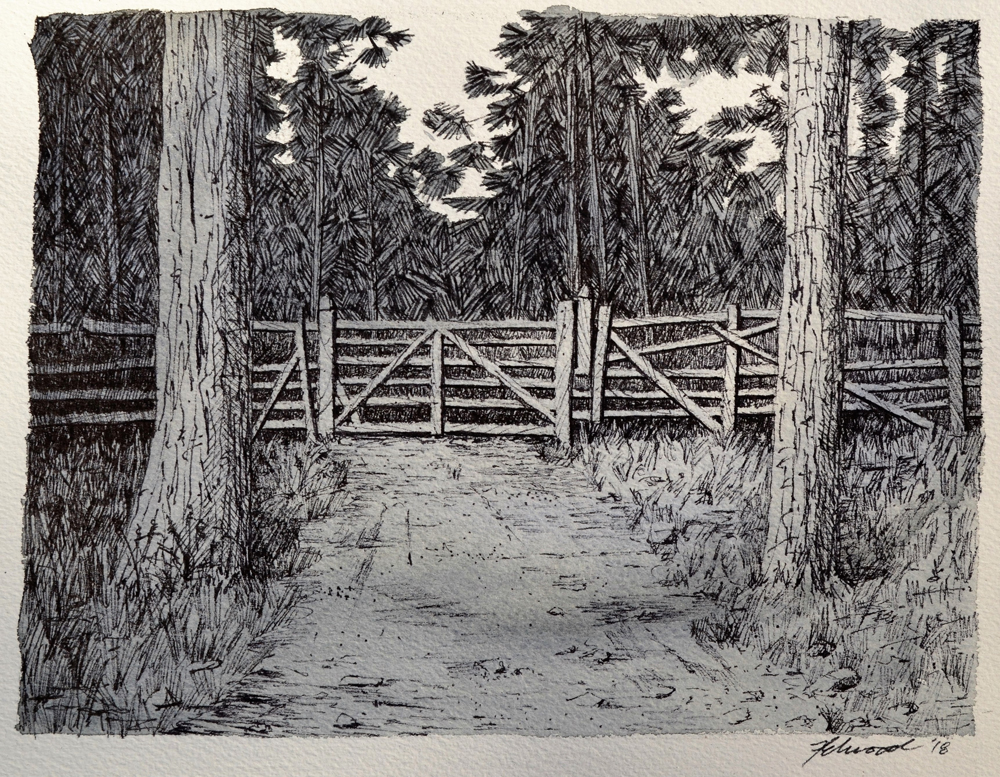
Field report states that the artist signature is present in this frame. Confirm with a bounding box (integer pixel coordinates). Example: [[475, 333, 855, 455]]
[[804, 736, 949, 766]]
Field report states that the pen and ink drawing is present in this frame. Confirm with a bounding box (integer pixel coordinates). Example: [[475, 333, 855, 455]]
[[20, 7, 981, 738]]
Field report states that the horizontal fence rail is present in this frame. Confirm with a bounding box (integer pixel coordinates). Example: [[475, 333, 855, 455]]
[[590, 302, 980, 436], [28, 298, 981, 442]]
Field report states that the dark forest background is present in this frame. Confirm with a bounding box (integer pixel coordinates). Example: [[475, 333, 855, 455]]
[[30, 10, 981, 324]]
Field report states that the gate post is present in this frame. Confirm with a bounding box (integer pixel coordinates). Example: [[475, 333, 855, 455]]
[[590, 305, 612, 424], [430, 328, 445, 436], [943, 306, 966, 436], [575, 286, 592, 377], [721, 303, 741, 435], [297, 306, 317, 440], [317, 294, 336, 436], [555, 300, 576, 446]]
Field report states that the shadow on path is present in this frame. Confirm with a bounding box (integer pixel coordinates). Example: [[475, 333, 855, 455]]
[[186, 437, 810, 736]]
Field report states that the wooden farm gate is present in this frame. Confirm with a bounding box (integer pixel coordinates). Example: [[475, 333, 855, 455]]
[[252, 297, 578, 444], [587, 304, 982, 436]]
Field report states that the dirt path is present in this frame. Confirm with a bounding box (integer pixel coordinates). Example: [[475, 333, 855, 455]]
[[187, 437, 813, 736]]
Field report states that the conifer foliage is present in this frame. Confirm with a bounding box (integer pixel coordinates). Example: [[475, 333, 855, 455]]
[[30, 11, 980, 323], [31, 12, 163, 324]]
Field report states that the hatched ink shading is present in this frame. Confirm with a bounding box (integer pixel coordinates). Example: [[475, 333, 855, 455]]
[[21, 7, 981, 737]]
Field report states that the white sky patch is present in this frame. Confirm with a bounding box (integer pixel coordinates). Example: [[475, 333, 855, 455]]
[[847, 74, 863, 155], [266, 32, 298, 147], [638, 62, 784, 171], [935, 50, 948, 91], [847, 51, 912, 157], [270, 30, 300, 82], [631, 67, 658, 101], [264, 15, 915, 219], [360, 16, 504, 221], [265, 22, 500, 221]]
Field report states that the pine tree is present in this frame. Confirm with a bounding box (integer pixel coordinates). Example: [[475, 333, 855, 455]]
[[277, 14, 411, 318], [131, 10, 255, 586], [766, 17, 851, 593]]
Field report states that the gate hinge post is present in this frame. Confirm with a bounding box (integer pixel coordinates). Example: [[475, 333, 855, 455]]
[[555, 300, 576, 447]]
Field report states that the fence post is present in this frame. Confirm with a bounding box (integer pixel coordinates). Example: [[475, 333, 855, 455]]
[[590, 305, 612, 424], [943, 306, 965, 436], [575, 286, 592, 377], [721, 303, 741, 435], [430, 328, 445, 436], [554, 300, 576, 446], [297, 307, 317, 441], [317, 295, 336, 436]]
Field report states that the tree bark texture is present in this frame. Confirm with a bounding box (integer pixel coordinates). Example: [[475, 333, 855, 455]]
[[766, 18, 851, 593], [367, 154, 379, 320], [131, 11, 253, 586], [564, 67, 580, 295], [511, 87, 540, 317], [104, 101, 121, 320], [624, 92, 650, 315], [583, 17, 607, 296], [311, 78, 325, 320]]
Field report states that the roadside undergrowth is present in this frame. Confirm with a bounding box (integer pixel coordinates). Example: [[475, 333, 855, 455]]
[[581, 421, 980, 736], [18, 428, 347, 735]]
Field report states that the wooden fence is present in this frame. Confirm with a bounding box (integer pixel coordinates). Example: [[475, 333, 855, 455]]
[[29, 295, 981, 445], [589, 303, 981, 439], [27, 315, 319, 433]]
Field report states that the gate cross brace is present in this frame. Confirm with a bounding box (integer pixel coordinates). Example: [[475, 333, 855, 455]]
[[335, 380, 362, 426], [609, 330, 722, 434], [608, 320, 777, 363], [334, 329, 436, 427], [844, 382, 935, 430], [708, 324, 778, 364], [443, 330, 557, 424], [708, 325, 935, 430], [252, 354, 299, 440]]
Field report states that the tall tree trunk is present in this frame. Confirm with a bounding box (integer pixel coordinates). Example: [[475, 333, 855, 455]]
[[766, 18, 851, 593], [624, 89, 650, 315], [582, 18, 607, 296], [130, 11, 254, 586], [913, 96, 928, 311], [366, 154, 379, 319], [901, 32, 939, 313], [104, 98, 121, 320], [940, 27, 981, 311], [511, 86, 540, 317], [247, 15, 266, 321], [311, 85, 325, 320], [52, 53, 71, 323], [564, 67, 580, 294]]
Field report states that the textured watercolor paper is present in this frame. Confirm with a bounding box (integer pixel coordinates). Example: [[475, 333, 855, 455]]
[[0, 0, 997, 774]]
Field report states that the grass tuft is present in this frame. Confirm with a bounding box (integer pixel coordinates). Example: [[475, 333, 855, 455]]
[[582, 427, 770, 597], [18, 427, 347, 734], [583, 421, 980, 736]]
